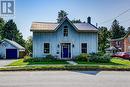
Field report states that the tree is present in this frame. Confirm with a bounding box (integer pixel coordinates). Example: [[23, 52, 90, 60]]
[[25, 36, 32, 55], [119, 26, 126, 37], [98, 27, 110, 53], [1, 19, 25, 46], [127, 27, 130, 32], [0, 17, 5, 40], [1, 19, 18, 40], [71, 19, 82, 23], [57, 10, 68, 23], [110, 19, 126, 39]]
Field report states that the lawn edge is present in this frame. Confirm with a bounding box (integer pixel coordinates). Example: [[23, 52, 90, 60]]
[[1, 65, 130, 71]]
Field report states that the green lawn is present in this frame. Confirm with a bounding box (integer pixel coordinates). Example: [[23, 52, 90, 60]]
[[8, 57, 130, 66], [5, 57, 130, 71], [8, 59, 68, 66], [111, 58, 130, 65], [2, 63, 130, 71], [76, 58, 130, 66]]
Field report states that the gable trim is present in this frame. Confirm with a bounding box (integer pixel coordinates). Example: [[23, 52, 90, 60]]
[[54, 17, 79, 32]]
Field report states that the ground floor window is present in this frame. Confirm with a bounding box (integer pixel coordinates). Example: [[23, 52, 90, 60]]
[[44, 43, 50, 53], [128, 46, 130, 52], [81, 43, 87, 53]]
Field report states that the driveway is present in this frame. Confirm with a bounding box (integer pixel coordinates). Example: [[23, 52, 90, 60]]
[[0, 59, 17, 67], [0, 71, 130, 87]]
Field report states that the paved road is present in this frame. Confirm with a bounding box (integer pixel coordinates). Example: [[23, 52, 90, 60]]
[[0, 59, 17, 67], [0, 71, 130, 87]]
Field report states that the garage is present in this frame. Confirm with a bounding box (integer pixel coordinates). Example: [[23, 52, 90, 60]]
[[6, 49, 18, 59], [0, 39, 25, 59]]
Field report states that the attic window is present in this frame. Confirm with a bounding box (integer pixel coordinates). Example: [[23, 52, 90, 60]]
[[64, 26, 68, 37]]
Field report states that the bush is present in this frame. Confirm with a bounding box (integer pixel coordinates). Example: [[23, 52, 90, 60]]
[[89, 53, 112, 63], [75, 53, 89, 61], [46, 54, 55, 59], [23, 55, 59, 62]]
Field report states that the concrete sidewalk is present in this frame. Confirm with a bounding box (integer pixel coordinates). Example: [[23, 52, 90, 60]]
[[0, 59, 17, 67]]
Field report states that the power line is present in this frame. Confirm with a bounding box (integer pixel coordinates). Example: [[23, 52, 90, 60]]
[[120, 18, 130, 23], [100, 8, 130, 24]]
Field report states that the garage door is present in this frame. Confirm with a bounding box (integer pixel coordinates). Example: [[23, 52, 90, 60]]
[[6, 49, 17, 59]]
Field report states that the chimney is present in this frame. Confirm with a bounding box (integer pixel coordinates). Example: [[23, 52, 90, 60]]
[[87, 16, 91, 24]]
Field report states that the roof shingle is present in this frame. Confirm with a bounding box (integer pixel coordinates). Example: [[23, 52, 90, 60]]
[[30, 18, 97, 32]]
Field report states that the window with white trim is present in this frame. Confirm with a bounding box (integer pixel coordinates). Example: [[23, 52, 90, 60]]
[[64, 26, 68, 37], [81, 43, 87, 53], [44, 43, 50, 53], [128, 36, 130, 43]]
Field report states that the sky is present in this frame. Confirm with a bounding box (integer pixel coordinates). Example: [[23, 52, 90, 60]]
[[2, 0, 130, 39]]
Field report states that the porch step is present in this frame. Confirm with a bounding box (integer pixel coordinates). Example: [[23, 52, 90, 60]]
[[67, 61, 77, 65]]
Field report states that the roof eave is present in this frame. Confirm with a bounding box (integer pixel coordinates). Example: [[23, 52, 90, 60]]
[[31, 29, 98, 33]]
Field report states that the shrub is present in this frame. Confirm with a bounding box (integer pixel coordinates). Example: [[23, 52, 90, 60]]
[[23, 55, 60, 62], [75, 53, 89, 61], [46, 54, 55, 59], [89, 53, 112, 63]]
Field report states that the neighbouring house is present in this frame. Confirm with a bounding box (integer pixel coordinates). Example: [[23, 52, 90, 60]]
[[108, 32, 130, 52], [0, 39, 26, 59], [30, 17, 98, 59]]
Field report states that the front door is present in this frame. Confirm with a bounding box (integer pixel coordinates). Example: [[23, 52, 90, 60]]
[[61, 43, 71, 58]]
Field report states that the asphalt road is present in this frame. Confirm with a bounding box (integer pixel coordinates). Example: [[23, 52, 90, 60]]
[[0, 71, 130, 87]]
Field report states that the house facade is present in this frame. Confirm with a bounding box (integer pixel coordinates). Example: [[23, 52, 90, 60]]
[[110, 32, 130, 52], [31, 17, 98, 59]]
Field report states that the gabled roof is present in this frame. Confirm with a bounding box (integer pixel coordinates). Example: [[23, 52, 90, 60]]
[[2, 39, 25, 50], [30, 17, 98, 32], [110, 32, 130, 41]]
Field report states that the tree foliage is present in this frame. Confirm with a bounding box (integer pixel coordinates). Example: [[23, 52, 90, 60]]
[[57, 10, 83, 23], [25, 36, 32, 55], [0, 18, 5, 40], [110, 19, 126, 39], [57, 10, 68, 23], [98, 27, 110, 53], [1, 19, 25, 47], [71, 19, 82, 23]]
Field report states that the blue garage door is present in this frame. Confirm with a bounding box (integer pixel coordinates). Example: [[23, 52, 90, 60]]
[[6, 49, 17, 59]]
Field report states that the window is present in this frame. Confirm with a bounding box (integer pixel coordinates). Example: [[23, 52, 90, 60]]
[[116, 41, 120, 46], [64, 26, 68, 37], [81, 43, 87, 53], [44, 43, 50, 53], [128, 36, 130, 43]]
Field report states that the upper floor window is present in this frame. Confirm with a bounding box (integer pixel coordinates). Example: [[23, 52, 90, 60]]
[[116, 41, 120, 46], [81, 43, 87, 53], [64, 26, 68, 37], [44, 43, 50, 53], [128, 36, 130, 43]]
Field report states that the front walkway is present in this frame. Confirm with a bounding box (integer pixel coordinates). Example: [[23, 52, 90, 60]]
[[67, 61, 77, 65]]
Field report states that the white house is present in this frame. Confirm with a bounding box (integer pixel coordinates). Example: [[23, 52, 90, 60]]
[[0, 39, 25, 59], [31, 17, 98, 59]]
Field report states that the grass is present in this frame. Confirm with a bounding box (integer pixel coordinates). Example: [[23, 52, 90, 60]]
[[76, 61, 119, 65], [8, 58, 130, 66], [8, 59, 68, 66], [1, 64, 130, 71], [111, 58, 130, 65], [5, 57, 130, 71], [76, 58, 130, 66]]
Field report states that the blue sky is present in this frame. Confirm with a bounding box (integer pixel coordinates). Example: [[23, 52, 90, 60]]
[[2, 0, 130, 39]]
